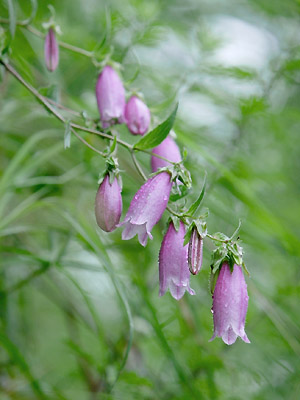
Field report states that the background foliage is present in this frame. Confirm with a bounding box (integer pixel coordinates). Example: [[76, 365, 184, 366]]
[[0, 0, 300, 399]]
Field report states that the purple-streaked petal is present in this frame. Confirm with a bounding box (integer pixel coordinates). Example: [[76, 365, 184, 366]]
[[125, 96, 151, 135], [120, 172, 171, 246], [159, 221, 195, 300], [151, 135, 181, 172], [210, 263, 250, 345], [95, 175, 122, 232], [96, 66, 126, 128], [44, 28, 59, 72]]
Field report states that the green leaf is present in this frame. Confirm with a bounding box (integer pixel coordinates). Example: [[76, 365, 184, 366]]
[[64, 121, 71, 149], [186, 173, 207, 216], [134, 103, 178, 150], [7, 0, 16, 38], [183, 222, 194, 246]]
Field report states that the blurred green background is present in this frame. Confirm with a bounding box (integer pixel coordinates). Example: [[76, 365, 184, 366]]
[[0, 0, 300, 399]]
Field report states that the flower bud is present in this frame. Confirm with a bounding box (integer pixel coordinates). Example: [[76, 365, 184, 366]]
[[96, 66, 126, 129], [188, 228, 203, 275], [125, 96, 151, 135], [44, 28, 59, 72], [95, 174, 122, 232], [159, 221, 195, 300], [119, 172, 172, 246], [151, 135, 181, 172], [210, 262, 250, 345]]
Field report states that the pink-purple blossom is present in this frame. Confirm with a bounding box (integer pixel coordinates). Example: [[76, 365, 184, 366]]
[[44, 28, 59, 72], [95, 174, 122, 232], [96, 66, 126, 129], [119, 172, 172, 246], [125, 96, 151, 135], [151, 135, 181, 173], [210, 262, 250, 345], [159, 221, 195, 300]]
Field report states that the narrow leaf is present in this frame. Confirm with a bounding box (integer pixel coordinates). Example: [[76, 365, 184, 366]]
[[186, 172, 207, 216], [134, 103, 178, 150], [64, 121, 71, 149], [7, 0, 16, 38]]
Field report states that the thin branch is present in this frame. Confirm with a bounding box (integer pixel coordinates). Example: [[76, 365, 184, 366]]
[[0, 19, 94, 58], [130, 151, 147, 181]]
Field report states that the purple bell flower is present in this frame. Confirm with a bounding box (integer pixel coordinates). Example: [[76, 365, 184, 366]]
[[44, 28, 59, 72], [125, 95, 151, 136], [95, 174, 122, 232], [188, 228, 203, 275], [96, 66, 126, 129], [159, 221, 195, 300], [210, 262, 250, 345], [151, 135, 181, 173], [120, 172, 172, 246]]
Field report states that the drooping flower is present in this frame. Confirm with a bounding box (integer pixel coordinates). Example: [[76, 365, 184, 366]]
[[210, 262, 250, 345], [159, 221, 195, 300], [96, 65, 126, 128], [151, 135, 181, 173], [120, 172, 172, 246], [124, 95, 151, 135], [95, 174, 122, 232], [44, 28, 59, 72], [188, 227, 203, 275]]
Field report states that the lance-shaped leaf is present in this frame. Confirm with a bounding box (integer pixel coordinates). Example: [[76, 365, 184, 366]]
[[133, 103, 178, 150], [186, 173, 207, 216]]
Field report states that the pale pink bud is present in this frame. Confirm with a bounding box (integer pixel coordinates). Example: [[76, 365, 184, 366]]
[[44, 28, 59, 72], [188, 228, 203, 275], [159, 221, 195, 300], [96, 66, 126, 128], [151, 136, 181, 172], [210, 263, 250, 345], [95, 175, 122, 232], [125, 96, 151, 135], [119, 172, 172, 246]]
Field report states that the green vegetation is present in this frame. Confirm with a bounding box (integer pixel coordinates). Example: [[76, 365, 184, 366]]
[[0, 0, 300, 399]]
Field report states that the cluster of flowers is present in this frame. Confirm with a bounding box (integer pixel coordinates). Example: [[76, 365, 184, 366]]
[[44, 27, 250, 346]]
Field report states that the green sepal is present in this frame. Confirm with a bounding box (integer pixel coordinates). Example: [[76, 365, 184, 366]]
[[211, 244, 227, 274], [210, 267, 220, 295], [183, 222, 194, 246], [169, 182, 189, 202], [98, 156, 122, 187], [242, 261, 250, 277], [169, 215, 181, 232]]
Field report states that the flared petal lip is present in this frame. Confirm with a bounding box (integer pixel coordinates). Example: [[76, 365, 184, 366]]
[[118, 218, 153, 247], [159, 279, 195, 300], [209, 325, 250, 345]]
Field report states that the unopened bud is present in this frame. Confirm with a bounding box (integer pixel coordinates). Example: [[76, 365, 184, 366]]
[[44, 28, 59, 72], [188, 227, 203, 275]]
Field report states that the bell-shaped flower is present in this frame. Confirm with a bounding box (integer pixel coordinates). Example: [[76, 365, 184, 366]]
[[44, 28, 59, 72], [96, 66, 126, 128], [159, 221, 195, 300], [120, 172, 172, 246], [188, 227, 203, 275], [125, 95, 151, 136], [95, 174, 122, 232], [210, 262, 250, 345], [151, 135, 181, 173]]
